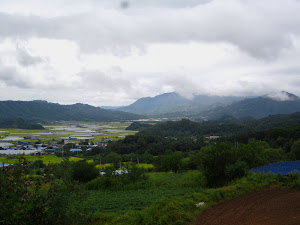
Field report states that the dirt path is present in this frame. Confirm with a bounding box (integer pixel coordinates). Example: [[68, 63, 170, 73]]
[[195, 188, 300, 225]]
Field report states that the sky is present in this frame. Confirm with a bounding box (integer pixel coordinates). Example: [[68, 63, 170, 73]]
[[0, 0, 300, 106]]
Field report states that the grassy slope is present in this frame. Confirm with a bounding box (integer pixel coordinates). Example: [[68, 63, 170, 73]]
[[88, 172, 300, 225]]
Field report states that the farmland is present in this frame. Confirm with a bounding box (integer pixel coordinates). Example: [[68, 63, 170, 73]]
[[0, 122, 136, 145], [86, 185, 201, 213]]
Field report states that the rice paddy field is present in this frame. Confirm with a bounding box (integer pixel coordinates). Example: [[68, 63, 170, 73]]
[[0, 122, 137, 147]]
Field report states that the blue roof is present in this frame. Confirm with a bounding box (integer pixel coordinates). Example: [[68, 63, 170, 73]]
[[250, 161, 300, 175], [68, 137, 77, 140], [70, 149, 82, 152], [18, 141, 29, 145]]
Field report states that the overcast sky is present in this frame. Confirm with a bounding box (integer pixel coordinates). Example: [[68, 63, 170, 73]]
[[0, 0, 300, 106]]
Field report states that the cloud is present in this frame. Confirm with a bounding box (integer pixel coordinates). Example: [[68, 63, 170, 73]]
[[0, 0, 300, 106], [0, 0, 299, 58], [0, 65, 32, 88], [76, 69, 132, 91], [272, 66, 300, 75], [16, 45, 45, 67], [266, 91, 295, 101]]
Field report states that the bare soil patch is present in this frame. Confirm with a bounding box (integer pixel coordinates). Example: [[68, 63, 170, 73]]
[[195, 188, 300, 225]]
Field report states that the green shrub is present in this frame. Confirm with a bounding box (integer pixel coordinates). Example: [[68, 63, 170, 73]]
[[71, 160, 99, 183], [178, 171, 207, 187]]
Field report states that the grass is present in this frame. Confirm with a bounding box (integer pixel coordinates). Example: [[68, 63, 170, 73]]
[[0, 155, 84, 165], [95, 163, 113, 169], [137, 163, 154, 169]]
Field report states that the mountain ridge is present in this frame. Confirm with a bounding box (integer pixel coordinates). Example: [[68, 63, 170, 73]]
[[0, 100, 144, 122], [197, 91, 300, 120], [118, 92, 245, 115]]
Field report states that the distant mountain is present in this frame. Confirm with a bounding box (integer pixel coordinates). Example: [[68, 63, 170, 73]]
[[100, 106, 123, 110], [118, 92, 244, 115], [0, 118, 44, 129], [0, 101, 144, 123], [197, 91, 300, 120]]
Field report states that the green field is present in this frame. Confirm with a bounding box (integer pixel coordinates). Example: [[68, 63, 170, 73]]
[[0, 155, 83, 164], [82, 170, 205, 215], [86, 186, 201, 214]]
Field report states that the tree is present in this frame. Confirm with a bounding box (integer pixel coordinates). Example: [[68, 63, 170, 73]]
[[155, 152, 183, 173], [199, 143, 244, 187], [71, 161, 99, 182], [105, 152, 122, 168], [290, 139, 300, 160]]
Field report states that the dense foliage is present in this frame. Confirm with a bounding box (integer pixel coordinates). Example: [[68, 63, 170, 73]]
[[197, 141, 286, 187], [0, 159, 90, 225], [125, 122, 153, 131], [139, 113, 300, 137], [107, 134, 205, 155], [71, 160, 99, 182]]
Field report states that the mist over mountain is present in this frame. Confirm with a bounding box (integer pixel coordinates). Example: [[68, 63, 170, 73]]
[[197, 91, 300, 120], [115, 91, 300, 121], [118, 92, 245, 115], [0, 101, 144, 123]]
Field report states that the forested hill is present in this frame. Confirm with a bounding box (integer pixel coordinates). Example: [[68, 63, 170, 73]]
[[0, 101, 144, 122], [0, 118, 44, 129], [138, 112, 300, 137]]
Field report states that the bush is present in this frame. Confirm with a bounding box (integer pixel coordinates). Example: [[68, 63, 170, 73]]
[[86, 164, 149, 190], [178, 171, 207, 187], [71, 160, 99, 183], [290, 139, 300, 160]]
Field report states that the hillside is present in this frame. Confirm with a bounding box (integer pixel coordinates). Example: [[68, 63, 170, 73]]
[[118, 92, 244, 115], [0, 118, 45, 129], [0, 100, 144, 122], [197, 91, 300, 120], [138, 112, 300, 137]]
